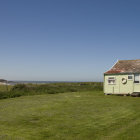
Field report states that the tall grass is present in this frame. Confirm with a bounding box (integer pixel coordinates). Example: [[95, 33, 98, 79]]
[[0, 85, 12, 91], [0, 82, 103, 99]]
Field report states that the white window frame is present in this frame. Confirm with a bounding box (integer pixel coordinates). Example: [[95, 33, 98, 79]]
[[108, 77, 116, 85], [128, 75, 133, 80], [134, 74, 140, 83]]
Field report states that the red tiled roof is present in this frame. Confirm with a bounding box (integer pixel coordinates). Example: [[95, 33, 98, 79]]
[[105, 59, 140, 74]]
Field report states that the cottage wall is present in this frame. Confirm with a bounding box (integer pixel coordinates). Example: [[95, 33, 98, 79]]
[[104, 74, 134, 94]]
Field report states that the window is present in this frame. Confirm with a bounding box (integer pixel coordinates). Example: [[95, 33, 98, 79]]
[[108, 77, 116, 84], [134, 74, 140, 83], [128, 75, 133, 80]]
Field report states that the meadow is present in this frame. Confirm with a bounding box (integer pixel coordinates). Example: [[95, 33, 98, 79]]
[[0, 83, 140, 139]]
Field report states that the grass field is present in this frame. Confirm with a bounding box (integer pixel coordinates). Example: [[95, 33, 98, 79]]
[[0, 90, 140, 140]]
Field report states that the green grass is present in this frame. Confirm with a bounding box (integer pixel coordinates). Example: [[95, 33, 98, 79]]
[[0, 91, 140, 140]]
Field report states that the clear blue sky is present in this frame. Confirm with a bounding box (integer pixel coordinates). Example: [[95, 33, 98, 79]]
[[0, 0, 140, 81]]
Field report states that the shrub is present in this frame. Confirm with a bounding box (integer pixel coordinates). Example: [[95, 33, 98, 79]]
[[9, 91, 23, 98], [0, 92, 9, 99], [11, 84, 29, 91], [0, 82, 103, 100]]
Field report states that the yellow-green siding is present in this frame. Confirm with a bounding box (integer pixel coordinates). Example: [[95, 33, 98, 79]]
[[104, 74, 139, 94]]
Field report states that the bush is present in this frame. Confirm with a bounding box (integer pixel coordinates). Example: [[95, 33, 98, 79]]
[[11, 84, 29, 91], [0, 82, 103, 100], [9, 91, 23, 98], [0, 92, 9, 99]]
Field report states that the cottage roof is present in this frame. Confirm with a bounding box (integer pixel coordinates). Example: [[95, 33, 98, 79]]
[[105, 59, 140, 74]]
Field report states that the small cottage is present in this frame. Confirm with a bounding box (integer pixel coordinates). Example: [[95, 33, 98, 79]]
[[104, 59, 140, 96]]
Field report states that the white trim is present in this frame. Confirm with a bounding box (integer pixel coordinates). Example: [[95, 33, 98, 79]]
[[128, 74, 133, 80], [134, 74, 140, 83], [108, 76, 116, 85]]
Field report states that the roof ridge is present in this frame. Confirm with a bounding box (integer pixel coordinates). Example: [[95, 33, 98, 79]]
[[119, 59, 140, 61]]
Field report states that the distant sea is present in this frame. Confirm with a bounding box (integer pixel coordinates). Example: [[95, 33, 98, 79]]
[[8, 81, 94, 85]]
